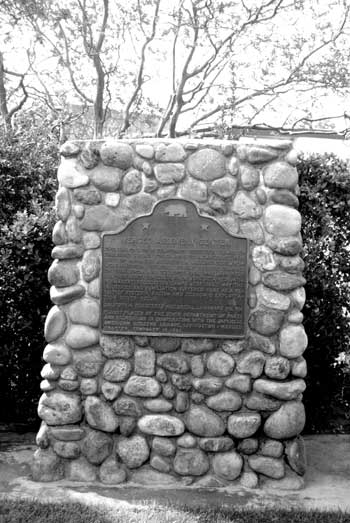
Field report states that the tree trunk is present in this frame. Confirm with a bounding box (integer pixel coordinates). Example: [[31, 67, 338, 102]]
[[0, 52, 12, 133], [93, 56, 105, 138], [94, 115, 104, 139]]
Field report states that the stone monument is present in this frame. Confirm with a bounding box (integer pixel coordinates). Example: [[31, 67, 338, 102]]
[[33, 138, 307, 489]]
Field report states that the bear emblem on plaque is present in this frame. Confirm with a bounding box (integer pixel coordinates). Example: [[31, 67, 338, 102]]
[[163, 203, 187, 217]]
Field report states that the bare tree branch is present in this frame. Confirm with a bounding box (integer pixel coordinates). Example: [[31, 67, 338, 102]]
[[292, 112, 350, 129], [187, 104, 223, 131], [0, 50, 29, 132], [156, 2, 184, 137], [120, 0, 161, 135], [57, 20, 94, 103], [161, 0, 293, 136], [247, 94, 280, 124]]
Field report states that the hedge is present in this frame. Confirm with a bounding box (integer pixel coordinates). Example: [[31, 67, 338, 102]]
[[298, 153, 350, 433], [0, 130, 56, 428], [0, 135, 349, 432], [0, 208, 55, 426]]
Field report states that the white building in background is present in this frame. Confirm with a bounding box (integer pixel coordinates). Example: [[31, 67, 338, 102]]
[[292, 134, 350, 159], [231, 127, 350, 160], [193, 125, 350, 160]]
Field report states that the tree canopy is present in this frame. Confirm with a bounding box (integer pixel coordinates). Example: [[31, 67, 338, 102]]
[[0, 0, 349, 138]]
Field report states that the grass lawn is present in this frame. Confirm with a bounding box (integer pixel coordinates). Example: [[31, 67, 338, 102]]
[[0, 497, 349, 523]]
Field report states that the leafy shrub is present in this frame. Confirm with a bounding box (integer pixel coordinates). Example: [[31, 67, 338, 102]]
[[0, 127, 57, 222], [298, 153, 350, 433], [0, 206, 55, 425], [0, 126, 57, 426]]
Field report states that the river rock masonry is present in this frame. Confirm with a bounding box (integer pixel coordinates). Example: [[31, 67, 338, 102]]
[[33, 138, 307, 490]]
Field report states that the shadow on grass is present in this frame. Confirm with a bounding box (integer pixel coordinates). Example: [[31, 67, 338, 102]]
[[0, 497, 349, 523]]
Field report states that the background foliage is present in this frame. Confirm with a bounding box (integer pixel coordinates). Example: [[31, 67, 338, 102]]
[[0, 131, 349, 432], [298, 153, 350, 433], [0, 128, 56, 428]]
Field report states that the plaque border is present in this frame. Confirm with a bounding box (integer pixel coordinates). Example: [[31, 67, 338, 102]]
[[100, 198, 249, 339]]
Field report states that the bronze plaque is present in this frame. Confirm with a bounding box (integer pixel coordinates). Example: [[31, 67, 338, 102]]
[[101, 199, 248, 338]]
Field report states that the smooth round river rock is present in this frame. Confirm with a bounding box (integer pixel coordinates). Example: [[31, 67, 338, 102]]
[[124, 376, 161, 397], [100, 141, 133, 169], [81, 430, 113, 465], [253, 378, 306, 400], [44, 306, 67, 342], [264, 401, 306, 439], [206, 391, 242, 411], [174, 448, 209, 476], [263, 271, 306, 291], [103, 359, 132, 382], [179, 178, 208, 202], [117, 435, 149, 468], [65, 325, 99, 349], [279, 325, 308, 358], [237, 350, 265, 378], [68, 298, 99, 327], [264, 162, 298, 189], [186, 148, 225, 181], [32, 448, 64, 481], [248, 455, 285, 479], [48, 259, 79, 288], [138, 415, 185, 436], [256, 286, 290, 311], [249, 310, 284, 336], [228, 412, 261, 438], [185, 406, 225, 437], [157, 353, 189, 374], [43, 342, 71, 366], [212, 451, 243, 480], [55, 187, 71, 221], [38, 392, 82, 425], [265, 357, 290, 380], [192, 377, 223, 395], [154, 164, 185, 184], [211, 176, 237, 197], [198, 437, 234, 453], [50, 284, 85, 305], [84, 396, 118, 432], [264, 205, 301, 237], [99, 457, 126, 484], [206, 351, 235, 376], [285, 436, 307, 475], [57, 161, 89, 188]]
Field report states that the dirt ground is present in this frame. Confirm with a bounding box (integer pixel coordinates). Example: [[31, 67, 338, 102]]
[[0, 433, 349, 513]]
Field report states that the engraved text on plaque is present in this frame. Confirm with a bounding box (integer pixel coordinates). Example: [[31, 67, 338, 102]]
[[101, 199, 248, 338]]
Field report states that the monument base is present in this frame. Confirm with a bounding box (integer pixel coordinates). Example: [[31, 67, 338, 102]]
[[34, 138, 307, 488]]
